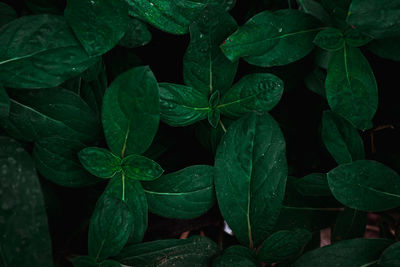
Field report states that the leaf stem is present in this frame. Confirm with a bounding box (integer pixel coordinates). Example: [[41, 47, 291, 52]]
[[219, 119, 227, 133]]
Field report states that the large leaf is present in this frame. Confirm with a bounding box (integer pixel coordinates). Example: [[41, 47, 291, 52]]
[[159, 83, 209, 127], [121, 154, 163, 181], [0, 2, 17, 27], [368, 37, 400, 62], [33, 137, 100, 187], [125, 0, 206, 34], [293, 238, 394, 267], [378, 241, 400, 267], [214, 112, 288, 247], [115, 236, 220, 266], [212, 246, 258, 267], [88, 193, 133, 261], [347, 0, 400, 39], [325, 46, 378, 130], [102, 66, 160, 157], [327, 160, 400, 212], [221, 9, 321, 67], [321, 110, 365, 164], [218, 73, 284, 118], [65, 0, 129, 56], [0, 137, 52, 267], [78, 147, 122, 179], [183, 4, 238, 95], [142, 165, 215, 219], [0, 15, 97, 88], [1, 88, 101, 143], [0, 84, 9, 119]]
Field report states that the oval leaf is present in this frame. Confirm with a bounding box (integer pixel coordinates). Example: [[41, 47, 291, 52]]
[[121, 154, 163, 181], [313, 28, 344, 51], [78, 147, 121, 179]]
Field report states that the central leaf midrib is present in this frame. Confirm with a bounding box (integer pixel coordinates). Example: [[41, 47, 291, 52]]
[[334, 177, 400, 199], [143, 185, 212, 196]]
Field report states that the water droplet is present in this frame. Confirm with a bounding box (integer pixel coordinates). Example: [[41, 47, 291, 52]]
[[278, 28, 283, 33], [149, 2, 154, 6]]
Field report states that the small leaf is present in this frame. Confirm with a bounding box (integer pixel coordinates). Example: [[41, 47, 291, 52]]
[[212, 246, 258, 267], [343, 28, 372, 47], [332, 208, 366, 242], [0, 2, 17, 27], [115, 236, 220, 266], [142, 165, 216, 219], [325, 46, 378, 130], [121, 154, 163, 181], [368, 37, 400, 62], [102, 66, 160, 157], [78, 147, 121, 179], [327, 160, 400, 211], [119, 17, 152, 48], [313, 28, 344, 51], [218, 73, 284, 118], [257, 229, 312, 264], [221, 9, 321, 67], [294, 173, 331, 197], [88, 193, 133, 261], [159, 83, 209, 127], [209, 90, 220, 108], [208, 109, 220, 128], [293, 238, 394, 267], [378, 241, 400, 267], [215, 112, 288, 247], [298, 0, 332, 25], [321, 110, 365, 164], [0, 84, 10, 119]]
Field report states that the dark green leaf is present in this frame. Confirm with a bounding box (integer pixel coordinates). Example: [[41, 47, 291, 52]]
[[1, 88, 101, 143], [257, 229, 312, 264], [320, 0, 351, 29], [89, 193, 133, 261], [343, 28, 372, 47], [321, 110, 365, 164], [294, 173, 331, 197], [378, 241, 400, 267], [183, 4, 238, 95], [212, 246, 257, 267], [24, 0, 63, 14], [159, 83, 209, 127], [221, 9, 321, 67], [313, 28, 344, 51], [293, 238, 394, 267], [78, 147, 121, 179], [125, 0, 206, 34], [327, 160, 400, 212], [100, 260, 121, 267], [0, 84, 10, 119], [115, 236, 220, 266], [0, 2, 17, 27], [102, 66, 160, 157], [33, 137, 100, 187], [304, 67, 326, 97], [218, 73, 284, 118], [325, 46, 378, 130], [0, 137, 52, 267], [119, 17, 152, 48], [142, 165, 215, 219], [368, 37, 400, 62], [121, 154, 163, 181], [105, 176, 147, 244], [332, 208, 366, 242], [214, 112, 288, 247], [65, 0, 129, 56], [298, 0, 332, 25], [73, 256, 98, 267], [347, 0, 400, 39], [0, 15, 97, 88], [208, 109, 220, 128]]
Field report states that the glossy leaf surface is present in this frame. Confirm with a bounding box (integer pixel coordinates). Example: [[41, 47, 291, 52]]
[[121, 154, 163, 181], [313, 28, 344, 51], [78, 147, 121, 179]]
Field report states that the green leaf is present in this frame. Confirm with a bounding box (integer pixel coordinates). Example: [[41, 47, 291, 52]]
[[378, 241, 400, 267], [257, 229, 312, 264], [325, 46, 378, 130], [368, 37, 400, 62], [0, 137, 52, 267], [78, 147, 122, 179], [115, 236, 220, 266], [298, 0, 332, 25], [221, 9, 321, 67], [214, 112, 288, 247], [294, 173, 331, 197], [118, 17, 152, 48], [327, 160, 400, 212], [212, 246, 258, 267], [142, 165, 215, 219], [100, 260, 121, 267], [304, 67, 326, 98], [313, 28, 344, 51], [347, 0, 400, 39], [208, 109, 220, 128], [183, 4, 238, 95], [218, 73, 284, 118], [293, 238, 394, 267], [321, 110, 365, 164], [332, 208, 366, 242], [159, 83, 209, 127], [88, 193, 133, 261], [25, 0, 64, 14], [0, 15, 97, 88], [343, 28, 372, 47], [0, 2, 17, 27], [105, 176, 147, 244], [1, 88, 101, 143], [65, 0, 129, 56], [102, 66, 160, 157], [73, 256, 98, 267], [320, 0, 351, 29], [33, 137, 100, 187], [0, 84, 10, 119], [125, 0, 206, 34], [121, 154, 163, 181]]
